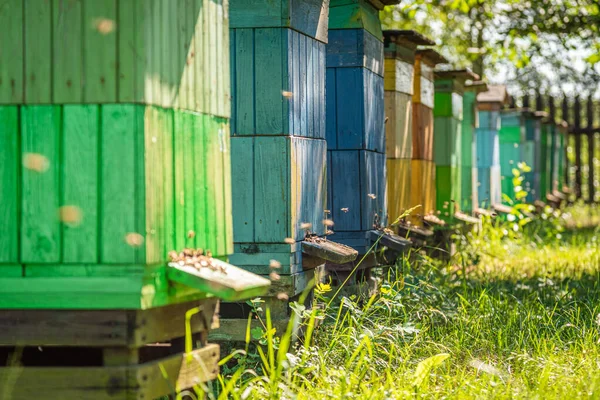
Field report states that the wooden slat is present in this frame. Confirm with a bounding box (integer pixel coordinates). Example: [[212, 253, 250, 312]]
[[0, 299, 216, 347], [0, 107, 19, 264], [0, 345, 219, 399], [334, 68, 364, 149], [0, 0, 24, 103], [163, 109, 175, 255], [167, 259, 270, 301], [53, 0, 83, 103], [62, 105, 99, 263], [21, 106, 60, 263], [193, 110, 208, 250], [232, 28, 255, 135], [204, 115, 219, 254], [221, 123, 234, 255], [117, 0, 136, 102], [100, 104, 140, 264], [254, 136, 290, 242], [255, 28, 285, 134], [24, 0, 52, 103], [83, 0, 117, 102], [330, 150, 361, 231], [230, 137, 254, 243]]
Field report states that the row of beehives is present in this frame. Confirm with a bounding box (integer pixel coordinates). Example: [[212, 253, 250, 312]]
[[0, 1, 571, 397], [0, 0, 571, 324]]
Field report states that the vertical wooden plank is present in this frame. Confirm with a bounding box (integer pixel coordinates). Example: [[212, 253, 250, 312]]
[[118, 0, 136, 102], [587, 95, 595, 203], [173, 111, 185, 250], [195, 0, 206, 113], [208, 0, 218, 115], [24, 0, 52, 103], [221, 122, 234, 254], [53, 0, 83, 103], [134, 105, 146, 264], [307, 37, 315, 138], [163, 109, 175, 254], [0, 0, 24, 103], [21, 106, 60, 263], [299, 33, 307, 137], [204, 116, 218, 253], [331, 150, 361, 231], [100, 104, 138, 264], [318, 41, 326, 140], [574, 96, 582, 199], [214, 0, 224, 117], [177, 0, 192, 110], [134, 0, 150, 103], [62, 105, 98, 263], [83, 0, 117, 102], [193, 112, 208, 250], [230, 136, 254, 243], [234, 29, 255, 135], [291, 30, 300, 136], [212, 118, 227, 256], [254, 136, 290, 242], [255, 28, 283, 134], [335, 68, 364, 149], [0, 107, 19, 263], [325, 68, 337, 148], [160, 0, 173, 107]]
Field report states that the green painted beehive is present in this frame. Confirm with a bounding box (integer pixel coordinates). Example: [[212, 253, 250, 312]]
[[433, 69, 479, 223], [0, 0, 269, 309]]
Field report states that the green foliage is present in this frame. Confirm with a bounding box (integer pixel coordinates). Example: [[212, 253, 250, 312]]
[[381, 0, 600, 94], [207, 205, 600, 399]]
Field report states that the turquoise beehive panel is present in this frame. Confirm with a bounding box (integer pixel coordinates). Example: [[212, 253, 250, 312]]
[[476, 128, 499, 168], [230, 28, 326, 138], [229, 0, 329, 43]]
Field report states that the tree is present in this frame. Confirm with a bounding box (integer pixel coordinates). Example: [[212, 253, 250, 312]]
[[381, 0, 600, 97]]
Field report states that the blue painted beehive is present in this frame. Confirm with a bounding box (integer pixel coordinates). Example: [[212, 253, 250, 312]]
[[222, 0, 359, 339], [326, 0, 400, 255], [476, 85, 508, 209]]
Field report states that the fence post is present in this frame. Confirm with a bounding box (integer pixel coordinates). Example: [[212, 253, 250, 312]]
[[587, 95, 595, 203], [574, 95, 583, 199], [562, 96, 571, 195]]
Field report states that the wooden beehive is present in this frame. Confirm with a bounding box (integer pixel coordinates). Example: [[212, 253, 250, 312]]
[[433, 69, 479, 223], [462, 82, 488, 213], [476, 85, 509, 209], [409, 49, 447, 226], [383, 30, 435, 226], [0, 0, 271, 310], [221, 0, 360, 339], [326, 0, 394, 255], [555, 121, 569, 193], [499, 111, 525, 203], [522, 110, 546, 202], [0, 2, 271, 397]]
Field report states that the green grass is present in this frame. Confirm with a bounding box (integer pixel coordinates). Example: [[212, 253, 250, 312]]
[[213, 207, 600, 399]]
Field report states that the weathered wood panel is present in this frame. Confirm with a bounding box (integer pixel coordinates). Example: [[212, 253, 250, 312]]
[[0, 107, 19, 264], [230, 28, 325, 138], [1, 1, 230, 116], [412, 102, 434, 160], [62, 105, 99, 263], [21, 106, 61, 263], [327, 29, 384, 76], [385, 91, 412, 158], [0, 0, 24, 103], [329, 0, 381, 38], [229, 0, 329, 43], [387, 158, 411, 223]]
